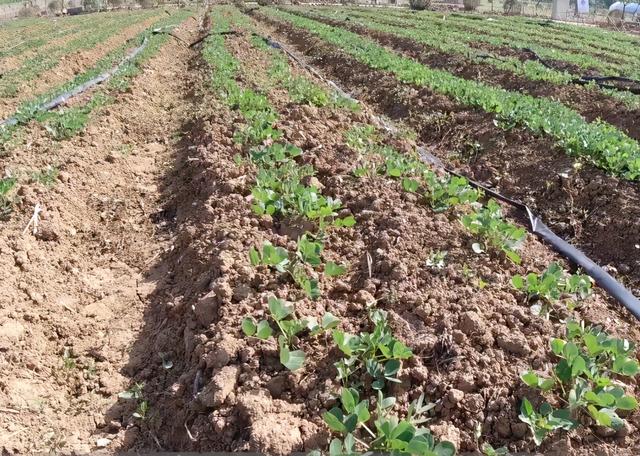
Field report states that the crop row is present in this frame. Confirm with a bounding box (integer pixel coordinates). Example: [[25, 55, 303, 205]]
[[445, 12, 640, 67], [260, 8, 640, 180], [198, 6, 640, 453], [360, 7, 639, 79], [1, 20, 85, 60], [0, 11, 192, 156], [0, 10, 161, 99], [327, 7, 640, 109]]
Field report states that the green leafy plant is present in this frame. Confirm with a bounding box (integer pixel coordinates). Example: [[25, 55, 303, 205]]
[[321, 388, 454, 456], [425, 250, 447, 270], [265, 8, 640, 180], [519, 320, 639, 444], [512, 262, 592, 317], [480, 442, 508, 456], [31, 165, 59, 187], [0, 176, 18, 219], [461, 199, 526, 264], [332, 308, 412, 390], [242, 297, 340, 371], [518, 398, 576, 446]]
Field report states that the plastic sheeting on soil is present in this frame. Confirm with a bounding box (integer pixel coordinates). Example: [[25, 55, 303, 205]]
[[258, 33, 640, 320]]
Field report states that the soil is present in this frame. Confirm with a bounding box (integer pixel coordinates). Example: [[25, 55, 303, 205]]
[[0, 13, 162, 120], [0, 17, 200, 454], [2, 6, 640, 456], [252, 10, 640, 294], [107, 17, 640, 455], [300, 11, 640, 141]]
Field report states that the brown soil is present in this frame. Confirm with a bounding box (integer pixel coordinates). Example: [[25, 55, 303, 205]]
[[301, 12, 640, 141], [99, 20, 640, 455], [2, 7, 640, 456], [0, 18, 199, 454], [0, 14, 162, 119], [251, 12, 640, 295]]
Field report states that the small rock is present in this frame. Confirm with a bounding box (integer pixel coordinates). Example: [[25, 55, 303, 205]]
[[355, 290, 375, 305], [266, 375, 286, 398], [496, 332, 531, 356], [458, 311, 483, 335], [333, 280, 351, 292], [0, 320, 26, 342], [616, 421, 633, 438], [96, 438, 111, 448], [211, 279, 233, 301], [595, 426, 617, 438], [511, 422, 528, 439], [14, 251, 28, 269], [198, 365, 240, 408], [194, 291, 218, 327], [447, 389, 464, 405], [430, 423, 460, 450]]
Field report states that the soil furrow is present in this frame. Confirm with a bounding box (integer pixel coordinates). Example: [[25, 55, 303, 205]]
[[0, 17, 199, 454]]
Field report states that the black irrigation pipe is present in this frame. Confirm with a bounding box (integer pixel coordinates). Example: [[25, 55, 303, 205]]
[[520, 47, 640, 94], [256, 32, 640, 320], [0, 35, 150, 129]]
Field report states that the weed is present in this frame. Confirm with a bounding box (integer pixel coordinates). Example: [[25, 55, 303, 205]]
[[133, 400, 149, 420], [62, 347, 76, 370]]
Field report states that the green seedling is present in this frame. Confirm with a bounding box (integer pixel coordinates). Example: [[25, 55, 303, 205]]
[[425, 173, 480, 212], [250, 142, 302, 166], [519, 320, 639, 444], [250, 241, 290, 272], [242, 297, 340, 371], [332, 308, 412, 390], [31, 165, 59, 187], [325, 261, 347, 277], [480, 442, 508, 456], [512, 262, 592, 317], [461, 199, 526, 264], [425, 250, 447, 270], [344, 125, 378, 153], [288, 76, 330, 107], [321, 388, 453, 456], [249, 239, 320, 299], [518, 398, 576, 446], [0, 176, 18, 219]]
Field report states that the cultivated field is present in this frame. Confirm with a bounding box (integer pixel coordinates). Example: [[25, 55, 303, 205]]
[[1, 3, 640, 456]]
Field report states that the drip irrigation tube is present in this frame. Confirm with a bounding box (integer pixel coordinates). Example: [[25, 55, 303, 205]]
[[520, 47, 640, 94], [256, 33, 640, 320], [0, 36, 150, 129]]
